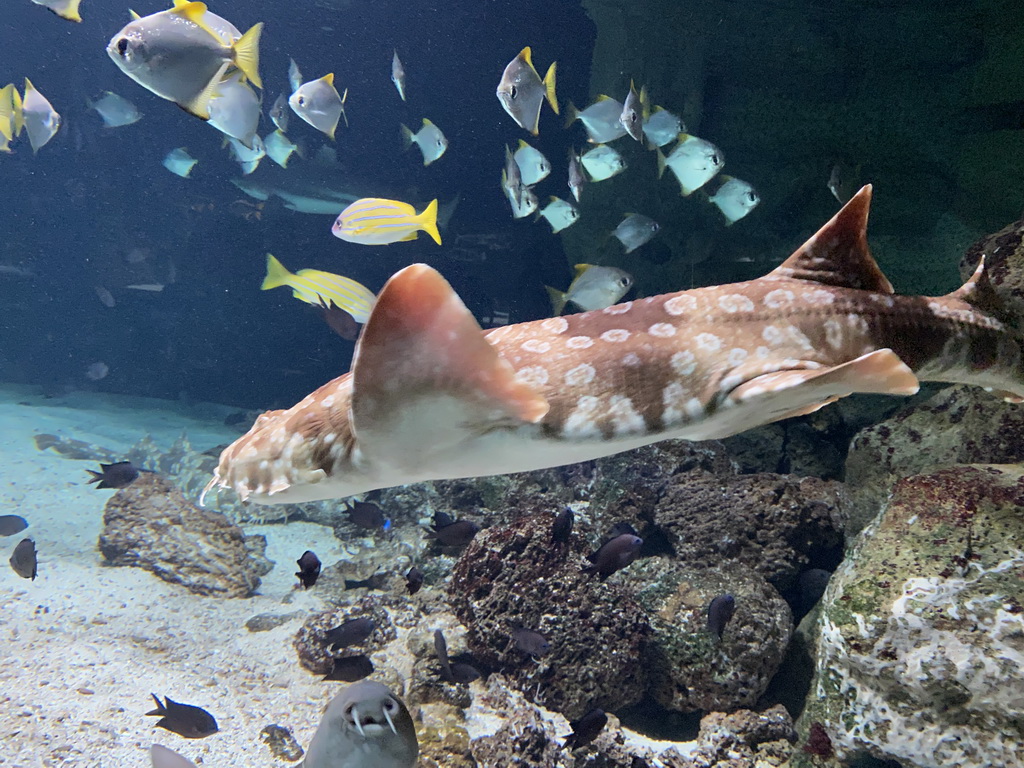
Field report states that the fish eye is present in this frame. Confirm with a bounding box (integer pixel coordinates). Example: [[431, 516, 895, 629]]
[[509, 85, 518, 99], [297, 96, 306, 106], [711, 153, 720, 165], [747, 192, 758, 203], [116, 37, 129, 57], [620, 277, 631, 287]]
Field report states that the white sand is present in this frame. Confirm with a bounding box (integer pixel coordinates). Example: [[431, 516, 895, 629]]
[[0, 385, 351, 767]]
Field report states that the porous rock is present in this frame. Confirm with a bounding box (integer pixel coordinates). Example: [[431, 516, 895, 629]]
[[806, 464, 1024, 767], [448, 512, 651, 719], [293, 597, 396, 675], [959, 212, 1024, 329], [632, 558, 793, 713], [98, 473, 271, 597], [654, 470, 846, 592]]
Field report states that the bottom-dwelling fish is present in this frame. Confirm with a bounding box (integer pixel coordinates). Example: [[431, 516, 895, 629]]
[[302, 681, 418, 768], [146, 694, 218, 739], [204, 187, 1024, 507]]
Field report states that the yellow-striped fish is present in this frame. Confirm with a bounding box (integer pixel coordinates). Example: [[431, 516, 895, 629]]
[[331, 198, 441, 246], [261, 254, 375, 322]]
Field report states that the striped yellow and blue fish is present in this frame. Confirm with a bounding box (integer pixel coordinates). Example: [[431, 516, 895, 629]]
[[261, 254, 375, 322], [331, 198, 441, 246]]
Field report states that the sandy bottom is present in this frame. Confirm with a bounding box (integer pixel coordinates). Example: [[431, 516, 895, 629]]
[[0, 384, 351, 768]]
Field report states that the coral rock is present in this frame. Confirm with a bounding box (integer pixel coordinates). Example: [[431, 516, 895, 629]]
[[98, 473, 271, 597]]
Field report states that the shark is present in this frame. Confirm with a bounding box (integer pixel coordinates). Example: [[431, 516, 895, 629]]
[[204, 186, 1024, 505]]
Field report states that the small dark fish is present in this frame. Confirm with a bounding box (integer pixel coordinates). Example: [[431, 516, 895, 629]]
[[512, 627, 551, 658], [434, 629, 482, 684], [86, 460, 140, 489], [562, 707, 607, 750], [346, 500, 387, 530], [295, 550, 321, 589], [583, 533, 643, 580], [608, 522, 638, 538], [430, 512, 480, 547], [319, 300, 362, 342], [0, 515, 29, 537], [449, 660, 482, 684], [324, 654, 374, 682], [324, 617, 375, 648], [551, 508, 573, 544], [9, 538, 37, 580], [344, 571, 389, 591], [146, 694, 218, 739], [405, 566, 424, 595], [707, 594, 736, 639]]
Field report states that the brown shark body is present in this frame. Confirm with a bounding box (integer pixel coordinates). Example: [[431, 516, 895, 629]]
[[205, 187, 1024, 505]]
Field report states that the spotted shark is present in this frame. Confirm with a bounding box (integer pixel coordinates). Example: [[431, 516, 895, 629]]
[[204, 186, 1023, 505]]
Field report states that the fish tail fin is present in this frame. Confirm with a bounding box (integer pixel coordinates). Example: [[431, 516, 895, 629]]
[[400, 123, 414, 151], [232, 23, 264, 89], [54, 0, 82, 21], [146, 693, 167, 716], [656, 147, 667, 179], [563, 100, 578, 129], [340, 88, 349, 128], [0, 84, 16, 142], [419, 199, 442, 245], [85, 470, 103, 484], [545, 286, 567, 316], [543, 62, 559, 115], [261, 254, 293, 290]]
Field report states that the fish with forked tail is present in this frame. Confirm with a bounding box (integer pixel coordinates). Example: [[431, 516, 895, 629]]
[[146, 694, 218, 739], [204, 187, 1024, 507]]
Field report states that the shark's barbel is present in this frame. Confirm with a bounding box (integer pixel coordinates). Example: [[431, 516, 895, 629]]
[[205, 187, 1024, 505]]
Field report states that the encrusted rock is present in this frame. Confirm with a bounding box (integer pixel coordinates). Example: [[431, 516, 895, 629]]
[[244, 611, 303, 632], [259, 724, 303, 762], [959, 213, 1024, 329], [98, 473, 272, 597], [448, 513, 651, 719], [845, 385, 1024, 532], [293, 598, 396, 675], [654, 470, 846, 591], [806, 464, 1024, 767], [632, 558, 793, 712]]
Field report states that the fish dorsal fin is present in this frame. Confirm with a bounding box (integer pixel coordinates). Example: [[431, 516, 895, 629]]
[[944, 256, 1004, 314], [129, 9, 141, 19], [321, 72, 335, 86], [519, 47, 533, 69], [170, 2, 223, 43], [766, 185, 894, 293], [572, 263, 594, 279], [350, 264, 548, 471], [517, 138, 529, 150], [595, 94, 613, 102]]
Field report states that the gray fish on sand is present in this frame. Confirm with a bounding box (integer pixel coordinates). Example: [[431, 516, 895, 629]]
[[325, 617, 375, 648], [86, 460, 140, 489], [295, 550, 321, 588], [562, 707, 607, 750], [707, 594, 736, 639], [391, 50, 406, 101], [545, 264, 633, 316], [708, 176, 759, 225], [401, 118, 447, 166], [150, 744, 198, 768], [619, 80, 647, 142], [496, 46, 558, 136], [583, 533, 643, 580], [324, 654, 374, 682], [429, 512, 479, 547], [565, 96, 626, 144], [0, 515, 28, 537], [89, 91, 141, 127], [9, 538, 37, 580], [146, 694, 218, 739], [613, 213, 660, 253], [290, 74, 347, 139], [511, 627, 551, 658], [302, 681, 418, 768], [106, 3, 263, 120], [433, 629, 481, 684]]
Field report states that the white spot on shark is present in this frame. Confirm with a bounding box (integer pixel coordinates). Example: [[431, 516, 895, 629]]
[[718, 294, 755, 313], [601, 329, 630, 343], [522, 339, 552, 354], [565, 363, 597, 386], [622, 352, 641, 366], [662, 381, 690, 422], [785, 326, 814, 351], [762, 325, 785, 345], [567, 335, 595, 349], [517, 366, 550, 388], [824, 318, 844, 349], [540, 317, 569, 334], [608, 395, 644, 436], [604, 301, 633, 315], [322, 395, 336, 408], [671, 350, 697, 375], [727, 348, 749, 366], [696, 333, 722, 351], [648, 323, 676, 338], [563, 396, 601, 438], [764, 289, 795, 308], [803, 289, 835, 306], [664, 294, 697, 316]]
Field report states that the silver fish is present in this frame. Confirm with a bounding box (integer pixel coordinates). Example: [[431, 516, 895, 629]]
[[496, 46, 557, 135], [619, 80, 647, 142], [565, 96, 626, 144], [567, 149, 586, 202], [546, 264, 633, 315], [21, 79, 61, 152], [264, 129, 298, 168], [208, 70, 261, 146], [162, 147, 197, 177], [401, 119, 447, 166], [270, 92, 289, 132], [391, 50, 406, 101], [580, 144, 626, 182], [89, 91, 141, 127], [288, 58, 303, 94], [227, 134, 265, 174], [613, 213, 660, 253], [503, 144, 524, 207], [106, 3, 263, 120], [537, 196, 579, 234], [642, 106, 683, 148], [302, 681, 418, 768], [513, 140, 550, 186], [657, 134, 723, 195], [709, 176, 760, 225], [32, 0, 81, 22], [290, 74, 347, 139]]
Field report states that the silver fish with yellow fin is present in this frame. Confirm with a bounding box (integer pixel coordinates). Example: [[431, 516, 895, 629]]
[[208, 70, 260, 146], [332, 198, 441, 246], [269, 92, 289, 132], [22, 79, 61, 152], [580, 144, 625, 182], [496, 47, 557, 135], [642, 106, 683, 149], [612, 214, 659, 253], [513, 140, 550, 186], [708, 176, 759, 225], [545, 264, 633, 315], [264, 129, 298, 168], [564, 96, 626, 144], [162, 147, 197, 177], [106, 1, 263, 120], [32, 0, 82, 22], [391, 50, 406, 101], [0, 84, 24, 145], [89, 91, 141, 127], [619, 80, 648, 142], [401, 119, 447, 166], [290, 74, 347, 139], [537, 196, 578, 234], [657, 134, 723, 196]]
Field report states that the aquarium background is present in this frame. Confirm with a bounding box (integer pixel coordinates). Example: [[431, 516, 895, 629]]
[[1, 0, 1021, 409]]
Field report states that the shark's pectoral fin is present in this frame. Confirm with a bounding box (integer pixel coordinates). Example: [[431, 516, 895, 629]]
[[350, 264, 549, 470], [726, 349, 920, 424]]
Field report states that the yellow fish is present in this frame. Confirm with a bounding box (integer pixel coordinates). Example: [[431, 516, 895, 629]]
[[261, 254, 376, 322], [0, 84, 23, 144], [332, 198, 441, 246]]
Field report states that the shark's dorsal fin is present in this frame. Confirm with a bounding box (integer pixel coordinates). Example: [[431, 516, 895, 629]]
[[944, 256, 1004, 314], [767, 185, 894, 294], [350, 264, 549, 470]]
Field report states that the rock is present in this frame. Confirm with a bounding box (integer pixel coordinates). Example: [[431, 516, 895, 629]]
[[244, 611, 303, 632], [293, 599, 395, 675], [98, 473, 272, 597], [960, 212, 1024, 328], [654, 470, 846, 592], [259, 724, 303, 762], [448, 512, 651, 719], [685, 705, 797, 767], [806, 465, 1024, 767], [632, 558, 793, 713], [845, 385, 1024, 533]]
